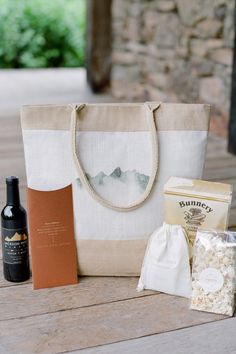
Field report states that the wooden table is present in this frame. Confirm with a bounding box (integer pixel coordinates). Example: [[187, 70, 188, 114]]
[[0, 113, 236, 353]]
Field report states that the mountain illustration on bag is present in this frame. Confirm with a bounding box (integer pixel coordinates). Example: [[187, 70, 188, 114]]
[[76, 167, 150, 192], [5, 233, 27, 242]]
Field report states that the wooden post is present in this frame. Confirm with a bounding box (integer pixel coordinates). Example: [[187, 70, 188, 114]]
[[228, 1, 236, 155], [86, 0, 112, 92]]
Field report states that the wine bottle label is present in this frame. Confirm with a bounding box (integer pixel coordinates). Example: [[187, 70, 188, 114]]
[[1, 227, 28, 265]]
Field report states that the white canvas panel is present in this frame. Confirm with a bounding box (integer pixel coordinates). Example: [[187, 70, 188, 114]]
[[22, 129, 207, 240], [22, 130, 74, 190], [22, 130, 152, 191]]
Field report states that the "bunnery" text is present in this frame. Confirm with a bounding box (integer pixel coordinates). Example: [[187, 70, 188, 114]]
[[179, 201, 213, 213]]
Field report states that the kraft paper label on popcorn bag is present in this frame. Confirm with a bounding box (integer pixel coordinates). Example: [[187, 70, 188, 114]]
[[164, 177, 232, 250]]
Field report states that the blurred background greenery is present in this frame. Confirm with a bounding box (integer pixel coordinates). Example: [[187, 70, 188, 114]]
[[0, 0, 85, 68]]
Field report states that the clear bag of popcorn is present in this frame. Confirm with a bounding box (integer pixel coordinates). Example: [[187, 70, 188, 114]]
[[190, 229, 236, 316]]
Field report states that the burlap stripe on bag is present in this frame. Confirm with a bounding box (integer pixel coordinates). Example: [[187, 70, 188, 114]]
[[77, 239, 147, 276], [21, 103, 210, 132]]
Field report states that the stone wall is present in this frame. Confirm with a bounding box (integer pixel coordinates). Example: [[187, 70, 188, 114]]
[[111, 0, 235, 136]]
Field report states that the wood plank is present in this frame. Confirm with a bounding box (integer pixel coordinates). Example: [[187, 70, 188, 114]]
[[205, 148, 229, 156], [0, 276, 155, 321], [203, 166, 236, 180], [77, 317, 236, 354], [0, 294, 225, 354], [205, 155, 236, 169], [229, 208, 236, 229], [206, 139, 227, 150], [207, 133, 227, 144], [205, 139, 227, 150], [205, 148, 230, 159], [230, 198, 236, 210]]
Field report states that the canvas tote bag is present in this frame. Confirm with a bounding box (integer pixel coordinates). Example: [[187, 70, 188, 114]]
[[21, 102, 210, 276]]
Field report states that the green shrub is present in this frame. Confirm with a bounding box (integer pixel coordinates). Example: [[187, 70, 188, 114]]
[[0, 0, 85, 68]]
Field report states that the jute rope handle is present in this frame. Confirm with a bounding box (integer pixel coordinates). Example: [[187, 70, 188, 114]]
[[70, 102, 161, 212]]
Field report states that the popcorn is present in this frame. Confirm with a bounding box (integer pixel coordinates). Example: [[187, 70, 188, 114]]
[[190, 229, 236, 316]]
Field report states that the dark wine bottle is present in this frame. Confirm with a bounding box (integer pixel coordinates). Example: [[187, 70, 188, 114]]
[[1, 176, 30, 282]]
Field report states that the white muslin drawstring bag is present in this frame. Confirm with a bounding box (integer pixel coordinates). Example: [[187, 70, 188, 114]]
[[137, 223, 192, 298]]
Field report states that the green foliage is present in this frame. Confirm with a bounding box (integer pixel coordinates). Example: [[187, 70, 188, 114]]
[[0, 0, 86, 68]]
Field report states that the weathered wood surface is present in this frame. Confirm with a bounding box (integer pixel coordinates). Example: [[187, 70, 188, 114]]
[[0, 102, 236, 353], [0, 276, 156, 321], [77, 317, 236, 354], [0, 294, 225, 354]]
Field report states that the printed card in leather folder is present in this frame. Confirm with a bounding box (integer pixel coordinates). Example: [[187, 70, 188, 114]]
[[27, 185, 78, 289]]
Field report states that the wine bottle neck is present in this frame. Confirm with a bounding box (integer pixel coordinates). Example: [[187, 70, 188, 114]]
[[7, 183, 20, 206]]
